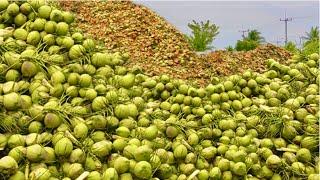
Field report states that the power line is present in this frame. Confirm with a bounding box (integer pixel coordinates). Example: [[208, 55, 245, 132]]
[[238, 29, 249, 39], [275, 39, 282, 46], [291, 16, 316, 20], [271, 37, 284, 46], [280, 12, 293, 45]]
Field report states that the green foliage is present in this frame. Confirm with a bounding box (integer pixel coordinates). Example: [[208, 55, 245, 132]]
[[225, 46, 234, 51], [302, 39, 319, 55], [301, 27, 319, 55], [284, 41, 298, 54], [235, 29, 264, 51], [247, 30, 265, 43], [235, 39, 259, 51], [303, 26, 319, 42], [186, 20, 219, 52]]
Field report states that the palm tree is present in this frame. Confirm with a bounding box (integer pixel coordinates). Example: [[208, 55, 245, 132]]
[[302, 26, 319, 54], [303, 26, 319, 41], [246, 30, 265, 43]]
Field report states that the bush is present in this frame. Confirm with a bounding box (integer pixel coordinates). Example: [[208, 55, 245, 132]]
[[302, 39, 319, 55], [225, 46, 234, 51], [284, 41, 299, 54], [186, 20, 219, 52], [235, 39, 259, 51], [234, 30, 264, 51]]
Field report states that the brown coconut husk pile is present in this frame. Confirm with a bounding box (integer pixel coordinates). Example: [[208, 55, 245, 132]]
[[60, 0, 292, 86], [201, 44, 292, 77]]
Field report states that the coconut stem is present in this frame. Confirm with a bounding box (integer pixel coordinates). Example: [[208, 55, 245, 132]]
[[25, 161, 29, 180], [42, 79, 53, 89], [276, 147, 297, 153], [187, 169, 200, 180], [181, 139, 193, 151], [75, 171, 90, 180], [65, 130, 81, 147]]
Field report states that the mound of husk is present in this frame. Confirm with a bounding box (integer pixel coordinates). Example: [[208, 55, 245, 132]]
[[60, 1, 292, 86], [60, 1, 198, 70], [202, 44, 292, 76]]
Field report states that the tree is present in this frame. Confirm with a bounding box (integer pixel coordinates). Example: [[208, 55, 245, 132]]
[[302, 40, 319, 55], [225, 46, 234, 51], [303, 26, 319, 42], [186, 20, 219, 52], [246, 29, 265, 43], [284, 41, 298, 53], [234, 29, 264, 51], [302, 26, 319, 55], [235, 39, 259, 51]]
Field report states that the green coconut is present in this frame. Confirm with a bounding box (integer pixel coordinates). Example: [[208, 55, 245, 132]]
[[296, 148, 312, 162], [232, 162, 247, 176], [174, 144, 188, 159], [7, 3, 19, 16], [266, 155, 282, 169], [69, 45, 86, 60], [91, 53, 110, 67], [67, 163, 84, 179], [32, 18, 46, 31], [0, 0, 9, 11], [134, 161, 152, 179], [209, 167, 222, 179], [0, 156, 18, 175], [133, 145, 153, 161], [119, 73, 135, 89], [83, 38, 95, 51], [87, 171, 102, 180], [114, 156, 130, 174], [26, 144, 45, 162], [19, 2, 32, 14], [26, 31, 41, 46], [44, 21, 57, 33], [21, 61, 38, 78], [13, 28, 28, 41], [5, 69, 20, 81], [38, 5, 52, 19], [8, 146, 25, 163], [91, 140, 112, 158], [102, 168, 118, 180], [27, 0, 46, 10], [43, 34, 55, 46], [72, 32, 84, 43], [73, 123, 88, 139], [3, 92, 20, 110], [44, 113, 62, 129], [56, 22, 69, 36], [79, 74, 92, 87], [43, 147, 56, 164], [29, 167, 51, 180], [14, 13, 27, 27], [301, 137, 318, 151], [8, 171, 25, 180], [54, 138, 73, 156], [62, 11, 74, 24], [50, 9, 63, 22]]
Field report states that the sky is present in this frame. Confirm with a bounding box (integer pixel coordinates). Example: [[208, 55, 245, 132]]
[[134, 1, 319, 49]]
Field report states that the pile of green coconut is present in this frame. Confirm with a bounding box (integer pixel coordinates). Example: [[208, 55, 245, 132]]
[[0, 0, 319, 179]]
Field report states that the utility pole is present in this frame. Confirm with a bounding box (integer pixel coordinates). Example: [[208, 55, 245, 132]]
[[238, 29, 249, 39], [298, 36, 305, 49], [280, 12, 292, 45]]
